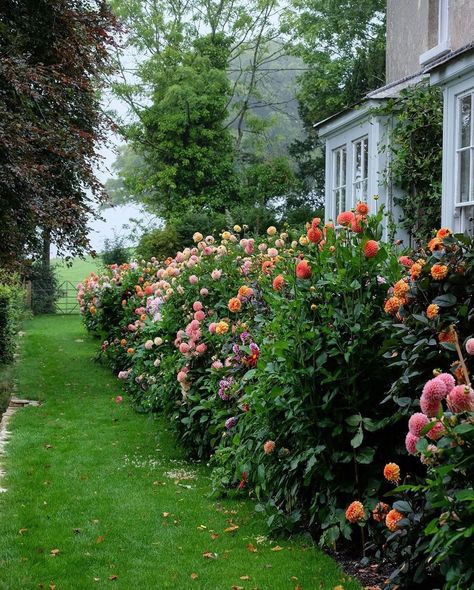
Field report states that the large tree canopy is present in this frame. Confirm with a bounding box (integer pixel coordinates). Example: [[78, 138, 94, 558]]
[[0, 0, 118, 268]]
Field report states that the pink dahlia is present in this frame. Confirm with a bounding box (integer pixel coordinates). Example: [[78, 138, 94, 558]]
[[200, 288, 209, 297], [177, 371, 187, 383], [193, 301, 203, 312], [405, 432, 420, 455], [194, 310, 206, 322], [422, 377, 448, 401], [209, 322, 217, 334], [189, 275, 199, 285], [144, 339, 154, 350], [435, 372, 456, 392], [179, 342, 190, 354], [408, 412, 429, 436], [420, 392, 442, 417], [426, 420, 445, 441], [447, 385, 474, 413], [466, 338, 474, 355], [195, 343, 207, 355]]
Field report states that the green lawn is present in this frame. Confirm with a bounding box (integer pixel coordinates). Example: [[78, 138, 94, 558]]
[[0, 316, 360, 590]]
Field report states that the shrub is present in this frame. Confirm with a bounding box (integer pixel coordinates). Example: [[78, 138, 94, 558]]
[[102, 234, 130, 266], [346, 229, 474, 589], [0, 274, 24, 364], [30, 262, 59, 314], [78, 206, 410, 548], [135, 226, 182, 262]]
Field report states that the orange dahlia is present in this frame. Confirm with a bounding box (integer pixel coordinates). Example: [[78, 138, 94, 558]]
[[386, 509, 404, 532], [364, 240, 379, 258], [383, 462, 400, 484], [384, 296, 402, 315], [272, 274, 285, 291], [393, 279, 409, 299], [426, 304, 439, 320], [428, 237, 444, 252], [372, 502, 390, 523], [228, 297, 242, 313], [337, 211, 355, 226], [345, 501, 365, 524], [215, 321, 229, 335], [261, 260, 274, 275], [356, 201, 369, 216], [238, 285, 253, 299], [436, 228, 451, 239], [307, 227, 323, 243], [431, 264, 448, 281], [296, 260, 312, 279]]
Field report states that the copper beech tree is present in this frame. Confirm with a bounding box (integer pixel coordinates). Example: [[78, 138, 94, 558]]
[[0, 0, 118, 269]]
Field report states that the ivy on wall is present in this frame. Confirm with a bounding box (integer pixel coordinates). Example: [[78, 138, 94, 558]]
[[375, 84, 443, 244]]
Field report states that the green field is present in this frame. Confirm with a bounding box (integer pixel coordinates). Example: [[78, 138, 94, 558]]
[[52, 256, 101, 286]]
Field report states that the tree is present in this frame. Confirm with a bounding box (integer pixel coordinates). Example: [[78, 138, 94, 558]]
[[108, 0, 306, 219], [118, 34, 239, 220], [0, 0, 118, 268], [285, 0, 386, 198]]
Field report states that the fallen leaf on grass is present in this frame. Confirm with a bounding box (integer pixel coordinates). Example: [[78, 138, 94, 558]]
[[224, 524, 239, 533], [203, 551, 218, 559], [231, 586, 244, 590], [211, 533, 220, 540], [240, 575, 251, 580], [271, 545, 283, 551], [44, 444, 53, 449], [246, 543, 257, 553], [108, 575, 118, 581], [19, 528, 28, 535], [162, 512, 170, 518], [50, 549, 60, 556], [49, 584, 56, 590], [191, 573, 199, 580], [96, 536, 105, 544], [197, 524, 207, 530]]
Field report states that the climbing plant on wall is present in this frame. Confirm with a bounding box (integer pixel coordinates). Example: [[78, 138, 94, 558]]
[[375, 84, 443, 244]]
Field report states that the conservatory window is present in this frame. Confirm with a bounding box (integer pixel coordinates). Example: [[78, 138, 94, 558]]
[[352, 136, 369, 205], [455, 90, 474, 235], [332, 145, 347, 218], [420, 0, 450, 65]]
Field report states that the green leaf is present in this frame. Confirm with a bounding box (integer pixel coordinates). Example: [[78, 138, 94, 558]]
[[432, 294, 457, 307], [350, 425, 363, 449]]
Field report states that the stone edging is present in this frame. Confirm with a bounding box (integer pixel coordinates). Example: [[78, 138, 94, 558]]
[[0, 398, 40, 493]]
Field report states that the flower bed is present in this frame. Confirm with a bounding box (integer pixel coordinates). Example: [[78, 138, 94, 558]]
[[78, 211, 474, 588]]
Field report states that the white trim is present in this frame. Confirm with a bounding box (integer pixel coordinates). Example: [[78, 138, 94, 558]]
[[420, 0, 450, 65], [441, 72, 474, 233]]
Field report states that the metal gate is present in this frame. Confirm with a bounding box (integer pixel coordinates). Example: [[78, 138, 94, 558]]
[[55, 281, 80, 314]]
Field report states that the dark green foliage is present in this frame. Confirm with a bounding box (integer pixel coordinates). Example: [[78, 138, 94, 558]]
[[373, 85, 443, 244], [30, 263, 59, 315], [0, 275, 24, 364], [102, 235, 130, 266], [135, 226, 183, 262]]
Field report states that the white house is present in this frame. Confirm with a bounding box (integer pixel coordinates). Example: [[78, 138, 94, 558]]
[[315, 0, 474, 238]]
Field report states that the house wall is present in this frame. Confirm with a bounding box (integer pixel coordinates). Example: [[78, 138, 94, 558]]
[[387, 1, 429, 83], [387, 0, 474, 84]]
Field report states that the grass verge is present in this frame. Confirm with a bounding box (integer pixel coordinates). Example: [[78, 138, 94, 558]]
[[0, 315, 361, 590]]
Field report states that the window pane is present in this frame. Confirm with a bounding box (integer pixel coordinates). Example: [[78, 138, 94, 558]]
[[459, 95, 471, 148], [339, 188, 346, 213], [362, 179, 368, 200], [334, 150, 341, 187], [459, 149, 470, 202], [354, 141, 362, 183], [363, 139, 369, 180], [341, 147, 346, 186]]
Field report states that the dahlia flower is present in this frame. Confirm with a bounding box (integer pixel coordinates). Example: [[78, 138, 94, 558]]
[[386, 509, 404, 532], [225, 417, 237, 429], [435, 372, 455, 391], [383, 463, 400, 484], [364, 240, 379, 258], [405, 431, 420, 455], [466, 338, 474, 355], [408, 412, 429, 436], [420, 392, 442, 417], [337, 211, 355, 226], [422, 377, 448, 401], [263, 440, 276, 454], [296, 260, 311, 279], [431, 264, 448, 281], [426, 304, 439, 320], [345, 501, 365, 524], [447, 385, 474, 413], [356, 202, 369, 216], [372, 502, 390, 523], [267, 226, 277, 236], [426, 420, 445, 441], [228, 298, 242, 313]]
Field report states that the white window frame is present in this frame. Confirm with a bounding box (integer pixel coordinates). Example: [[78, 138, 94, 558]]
[[332, 145, 347, 219], [420, 0, 450, 66], [352, 135, 369, 204], [441, 75, 474, 236]]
